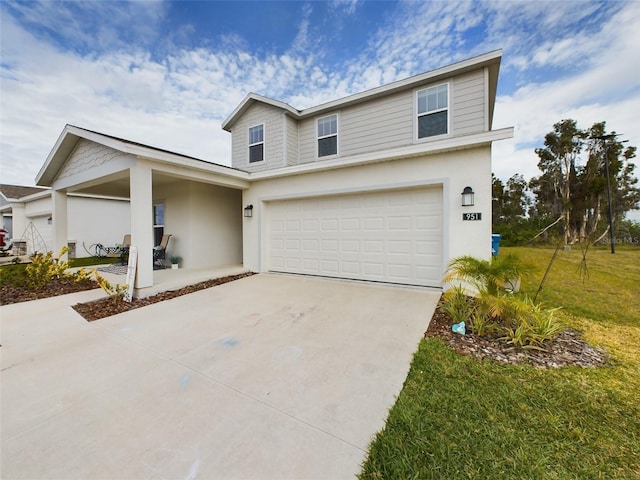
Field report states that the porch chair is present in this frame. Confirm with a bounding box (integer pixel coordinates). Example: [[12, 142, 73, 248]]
[[106, 234, 131, 264], [153, 234, 172, 269]]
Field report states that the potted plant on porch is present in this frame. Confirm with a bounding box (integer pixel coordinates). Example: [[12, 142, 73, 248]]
[[169, 256, 182, 269]]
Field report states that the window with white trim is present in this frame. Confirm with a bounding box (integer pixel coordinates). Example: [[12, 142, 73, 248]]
[[248, 124, 264, 163], [417, 84, 448, 138], [153, 203, 164, 247], [317, 114, 338, 157]]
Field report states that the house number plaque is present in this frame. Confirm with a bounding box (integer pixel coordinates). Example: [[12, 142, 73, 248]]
[[462, 212, 482, 221]]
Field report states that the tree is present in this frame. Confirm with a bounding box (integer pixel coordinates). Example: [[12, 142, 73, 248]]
[[529, 119, 639, 245], [530, 119, 584, 243], [492, 174, 535, 245], [493, 174, 530, 224]]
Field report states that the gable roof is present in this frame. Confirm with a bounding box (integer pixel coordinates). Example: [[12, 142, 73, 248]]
[[36, 125, 245, 187], [222, 49, 503, 131]]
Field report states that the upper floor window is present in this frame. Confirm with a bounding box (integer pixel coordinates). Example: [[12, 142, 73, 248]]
[[317, 114, 338, 157], [248, 124, 264, 163], [417, 84, 448, 138]]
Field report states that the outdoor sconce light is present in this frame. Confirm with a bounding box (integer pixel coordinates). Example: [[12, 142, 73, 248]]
[[47, 216, 53, 225], [244, 204, 253, 218], [461, 186, 475, 207]]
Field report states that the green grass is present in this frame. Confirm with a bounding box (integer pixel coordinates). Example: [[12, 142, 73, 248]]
[[0, 256, 116, 287], [360, 247, 640, 479], [517, 246, 640, 327]]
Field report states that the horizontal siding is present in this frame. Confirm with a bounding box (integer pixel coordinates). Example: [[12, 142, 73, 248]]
[[286, 115, 298, 166], [298, 118, 316, 165], [341, 91, 413, 156], [297, 90, 414, 164], [451, 69, 485, 136], [230, 67, 488, 169], [231, 103, 286, 173]]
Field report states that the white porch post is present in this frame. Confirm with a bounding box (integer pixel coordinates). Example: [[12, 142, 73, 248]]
[[11, 203, 27, 241], [51, 190, 68, 259], [130, 160, 154, 289]]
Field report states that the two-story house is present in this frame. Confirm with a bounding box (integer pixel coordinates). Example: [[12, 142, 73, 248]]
[[35, 50, 512, 295]]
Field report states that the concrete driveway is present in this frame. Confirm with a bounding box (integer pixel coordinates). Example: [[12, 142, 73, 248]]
[[1, 273, 440, 479]]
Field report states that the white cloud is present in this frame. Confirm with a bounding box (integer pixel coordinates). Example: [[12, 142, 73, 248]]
[[492, 1, 640, 183], [0, 0, 638, 207]]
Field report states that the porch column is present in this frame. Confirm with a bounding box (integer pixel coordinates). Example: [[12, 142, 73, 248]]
[[11, 203, 27, 241], [130, 160, 154, 289], [51, 190, 68, 260]]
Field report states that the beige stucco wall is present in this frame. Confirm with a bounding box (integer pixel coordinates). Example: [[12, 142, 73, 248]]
[[10, 195, 130, 256], [242, 146, 492, 285], [156, 180, 242, 269]]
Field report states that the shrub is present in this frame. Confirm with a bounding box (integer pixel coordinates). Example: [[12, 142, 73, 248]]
[[25, 247, 70, 289], [74, 267, 96, 283], [444, 253, 533, 295], [442, 254, 563, 347], [94, 272, 129, 306], [441, 285, 475, 324]]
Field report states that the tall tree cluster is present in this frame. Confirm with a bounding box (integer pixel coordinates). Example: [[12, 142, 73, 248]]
[[493, 119, 640, 246]]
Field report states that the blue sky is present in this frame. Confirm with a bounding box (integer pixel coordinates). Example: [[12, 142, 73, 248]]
[[1, 0, 639, 215]]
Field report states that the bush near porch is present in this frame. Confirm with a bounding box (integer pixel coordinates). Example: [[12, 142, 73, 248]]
[[359, 246, 640, 479]]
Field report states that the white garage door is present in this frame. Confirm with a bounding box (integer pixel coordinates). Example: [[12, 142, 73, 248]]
[[268, 187, 442, 287]]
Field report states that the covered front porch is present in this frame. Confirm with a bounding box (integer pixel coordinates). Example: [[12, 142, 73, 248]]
[[93, 263, 248, 298], [36, 126, 250, 297]]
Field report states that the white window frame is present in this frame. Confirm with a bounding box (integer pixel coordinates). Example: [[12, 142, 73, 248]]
[[153, 202, 165, 247], [248, 124, 265, 163], [414, 83, 450, 141], [316, 113, 339, 158]]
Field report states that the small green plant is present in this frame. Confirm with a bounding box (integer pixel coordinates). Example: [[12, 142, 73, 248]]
[[441, 285, 475, 324], [169, 256, 181, 265], [444, 253, 533, 295], [468, 309, 492, 337], [443, 254, 563, 347], [94, 272, 128, 306], [25, 247, 70, 289]]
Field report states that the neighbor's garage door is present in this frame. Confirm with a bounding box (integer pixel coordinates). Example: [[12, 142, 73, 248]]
[[268, 187, 442, 287]]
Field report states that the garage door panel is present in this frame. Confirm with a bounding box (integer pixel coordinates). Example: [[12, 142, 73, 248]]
[[268, 187, 442, 287]]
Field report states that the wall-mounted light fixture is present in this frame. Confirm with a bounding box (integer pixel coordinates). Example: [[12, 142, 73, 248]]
[[461, 186, 475, 207], [243, 204, 254, 218], [47, 216, 53, 225]]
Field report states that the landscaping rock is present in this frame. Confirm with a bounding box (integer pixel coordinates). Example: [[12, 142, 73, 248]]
[[425, 301, 608, 368]]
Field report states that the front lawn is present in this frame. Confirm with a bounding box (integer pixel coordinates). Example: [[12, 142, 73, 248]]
[[359, 246, 640, 479]]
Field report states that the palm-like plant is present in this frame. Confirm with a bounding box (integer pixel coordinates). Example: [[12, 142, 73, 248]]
[[443, 253, 533, 296]]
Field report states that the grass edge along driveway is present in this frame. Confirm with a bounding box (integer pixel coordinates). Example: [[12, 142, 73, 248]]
[[359, 246, 640, 479]]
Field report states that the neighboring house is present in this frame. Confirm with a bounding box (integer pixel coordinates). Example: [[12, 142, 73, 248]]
[[35, 50, 513, 295], [0, 184, 130, 257]]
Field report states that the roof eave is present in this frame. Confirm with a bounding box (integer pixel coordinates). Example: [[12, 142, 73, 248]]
[[300, 50, 503, 118], [221, 93, 300, 131]]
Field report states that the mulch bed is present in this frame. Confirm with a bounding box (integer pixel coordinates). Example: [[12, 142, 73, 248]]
[[0, 279, 97, 305], [425, 297, 609, 368], [72, 272, 255, 321]]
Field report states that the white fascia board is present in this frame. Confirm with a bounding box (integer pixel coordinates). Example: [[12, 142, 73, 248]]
[[14, 189, 52, 203], [222, 50, 502, 128], [299, 50, 503, 118], [249, 127, 514, 181], [36, 126, 76, 185], [136, 153, 250, 184], [66, 126, 248, 182], [222, 93, 300, 131], [37, 124, 249, 188]]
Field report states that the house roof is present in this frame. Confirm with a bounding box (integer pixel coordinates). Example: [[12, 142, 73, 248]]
[[222, 49, 503, 131], [36, 125, 246, 187], [0, 184, 49, 201]]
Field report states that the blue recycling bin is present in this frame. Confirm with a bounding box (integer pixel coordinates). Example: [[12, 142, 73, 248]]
[[491, 234, 501, 257]]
